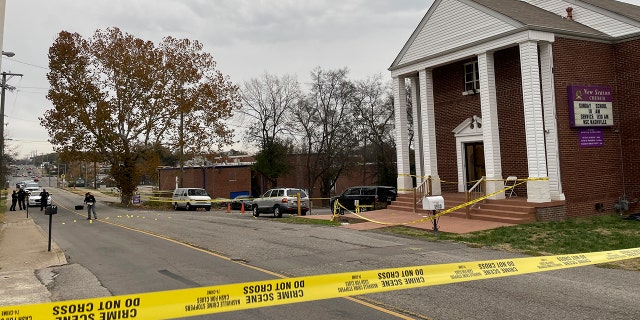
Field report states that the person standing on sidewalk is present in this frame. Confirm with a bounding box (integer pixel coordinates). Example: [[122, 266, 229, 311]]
[[10, 190, 17, 211], [84, 192, 98, 220], [17, 188, 26, 210]]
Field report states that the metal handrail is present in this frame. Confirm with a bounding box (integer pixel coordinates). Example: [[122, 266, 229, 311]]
[[413, 176, 432, 213], [465, 176, 486, 219]]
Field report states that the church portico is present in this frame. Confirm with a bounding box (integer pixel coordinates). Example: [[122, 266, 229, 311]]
[[389, 0, 640, 218]]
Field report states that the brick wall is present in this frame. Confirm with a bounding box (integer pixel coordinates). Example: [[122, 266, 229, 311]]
[[429, 38, 638, 219], [494, 47, 529, 196], [158, 165, 253, 199], [432, 47, 529, 194], [552, 37, 623, 218], [158, 155, 378, 207], [614, 38, 640, 201], [536, 205, 566, 222], [433, 58, 482, 192]]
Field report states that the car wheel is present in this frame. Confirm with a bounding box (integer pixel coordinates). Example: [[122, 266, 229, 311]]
[[185, 203, 192, 211], [252, 205, 259, 217], [273, 206, 282, 218], [173, 202, 179, 210], [301, 210, 307, 216]]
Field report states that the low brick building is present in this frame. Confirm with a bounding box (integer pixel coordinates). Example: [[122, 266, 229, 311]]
[[390, 0, 640, 219], [158, 154, 379, 206]]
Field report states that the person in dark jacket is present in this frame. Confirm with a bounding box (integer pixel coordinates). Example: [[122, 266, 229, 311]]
[[10, 190, 17, 211], [17, 188, 26, 210], [39, 189, 50, 211], [84, 192, 97, 220]]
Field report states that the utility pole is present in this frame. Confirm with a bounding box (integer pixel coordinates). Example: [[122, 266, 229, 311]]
[[1, 71, 23, 189]]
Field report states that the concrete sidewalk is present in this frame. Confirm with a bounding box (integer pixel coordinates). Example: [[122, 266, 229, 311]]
[[305, 208, 515, 233], [0, 186, 128, 306], [0, 209, 67, 306]]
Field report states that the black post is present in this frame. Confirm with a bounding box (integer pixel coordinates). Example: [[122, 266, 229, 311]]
[[45, 205, 57, 252], [432, 210, 439, 237], [48, 211, 53, 252]]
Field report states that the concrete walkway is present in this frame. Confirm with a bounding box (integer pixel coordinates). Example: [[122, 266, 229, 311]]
[[0, 186, 120, 306], [305, 208, 515, 233], [0, 209, 67, 306]]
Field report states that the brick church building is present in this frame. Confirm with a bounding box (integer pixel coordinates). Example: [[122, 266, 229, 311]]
[[390, 0, 640, 219]]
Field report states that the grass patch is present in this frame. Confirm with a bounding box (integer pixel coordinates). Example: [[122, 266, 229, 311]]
[[378, 214, 640, 271], [280, 216, 343, 226]]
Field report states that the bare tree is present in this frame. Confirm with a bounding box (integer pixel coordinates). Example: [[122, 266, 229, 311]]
[[238, 73, 301, 187], [353, 75, 397, 186], [239, 72, 300, 148], [292, 67, 359, 200]]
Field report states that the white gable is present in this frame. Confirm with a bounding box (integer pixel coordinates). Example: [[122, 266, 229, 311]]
[[397, 0, 517, 67], [524, 0, 640, 37], [452, 115, 483, 137]]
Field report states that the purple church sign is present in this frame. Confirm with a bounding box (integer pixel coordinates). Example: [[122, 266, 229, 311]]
[[578, 128, 604, 148], [568, 85, 613, 127]]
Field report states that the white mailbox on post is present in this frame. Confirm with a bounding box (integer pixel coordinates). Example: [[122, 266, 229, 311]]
[[423, 196, 444, 211]]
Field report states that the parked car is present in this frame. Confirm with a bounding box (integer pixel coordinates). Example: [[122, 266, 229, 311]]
[[212, 197, 231, 209], [24, 182, 40, 190], [16, 180, 30, 189], [26, 187, 52, 207], [75, 178, 86, 187], [330, 186, 397, 212], [230, 195, 253, 210], [251, 188, 309, 218], [172, 188, 212, 211]]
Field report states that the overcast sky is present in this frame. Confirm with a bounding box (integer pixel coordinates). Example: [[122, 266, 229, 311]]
[[2, 0, 639, 159]]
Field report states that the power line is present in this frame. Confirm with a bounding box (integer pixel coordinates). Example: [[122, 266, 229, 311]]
[[2, 57, 48, 70]]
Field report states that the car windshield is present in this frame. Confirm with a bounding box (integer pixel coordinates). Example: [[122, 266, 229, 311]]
[[188, 189, 208, 196]]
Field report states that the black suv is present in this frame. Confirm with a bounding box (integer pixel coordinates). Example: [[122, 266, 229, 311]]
[[330, 186, 397, 212]]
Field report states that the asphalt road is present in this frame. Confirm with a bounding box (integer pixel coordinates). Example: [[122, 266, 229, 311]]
[[26, 186, 640, 319], [29, 187, 410, 319]]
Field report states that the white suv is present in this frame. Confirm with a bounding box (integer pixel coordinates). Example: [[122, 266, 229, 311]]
[[251, 188, 309, 217]]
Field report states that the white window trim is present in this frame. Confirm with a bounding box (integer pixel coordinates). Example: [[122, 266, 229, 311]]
[[463, 61, 480, 95]]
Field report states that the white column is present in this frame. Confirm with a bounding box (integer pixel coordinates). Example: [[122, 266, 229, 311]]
[[539, 42, 565, 201], [410, 77, 423, 186], [419, 69, 441, 195], [394, 76, 412, 193], [477, 52, 504, 199], [519, 41, 551, 202]]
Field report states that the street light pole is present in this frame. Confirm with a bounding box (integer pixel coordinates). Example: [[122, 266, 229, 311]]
[[1, 70, 23, 189]]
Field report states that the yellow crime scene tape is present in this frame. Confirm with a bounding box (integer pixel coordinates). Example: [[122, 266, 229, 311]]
[[1, 247, 639, 319], [333, 177, 541, 225]]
